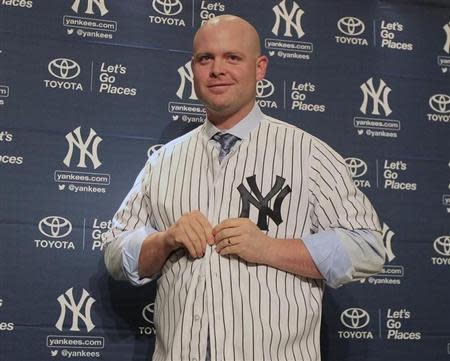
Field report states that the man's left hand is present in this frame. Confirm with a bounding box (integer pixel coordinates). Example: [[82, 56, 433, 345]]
[[213, 218, 271, 264]]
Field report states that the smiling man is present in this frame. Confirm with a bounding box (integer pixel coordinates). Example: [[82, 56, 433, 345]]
[[104, 15, 384, 361], [191, 17, 266, 129]]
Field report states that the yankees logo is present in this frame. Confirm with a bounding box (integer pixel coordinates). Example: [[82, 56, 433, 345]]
[[238, 175, 291, 231]]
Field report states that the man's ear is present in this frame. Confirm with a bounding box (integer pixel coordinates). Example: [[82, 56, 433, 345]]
[[256, 55, 269, 81]]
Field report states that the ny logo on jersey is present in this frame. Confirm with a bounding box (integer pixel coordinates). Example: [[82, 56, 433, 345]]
[[55, 288, 96, 332], [176, 61, 197, 100], [444, 22, 450, 54], [71, 0, 109, 16], [272, 0, 305, 38], [63, 127, 102, 169], [360, 77, 392, 116], [238, 175, 291, 231]]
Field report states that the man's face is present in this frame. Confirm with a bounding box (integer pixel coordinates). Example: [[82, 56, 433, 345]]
[[191, 21, 267, 122]]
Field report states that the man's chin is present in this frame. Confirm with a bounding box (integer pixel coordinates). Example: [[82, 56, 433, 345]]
[[205, 104, 236, 120], [204, 101, 232, 115]]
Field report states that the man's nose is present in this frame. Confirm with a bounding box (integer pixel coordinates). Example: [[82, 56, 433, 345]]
[[210, 59, 225, 77]]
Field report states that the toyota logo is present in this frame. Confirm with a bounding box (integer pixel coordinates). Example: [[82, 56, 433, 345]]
[[38, 216, 72, 238], [338, 17, 365, 36], [142, 303, 155, 324], [48, 58, 80, 80], [345, 157, 367, 178], [152, 0, 182, 16], [256, 79, 275, 99], [429, 94, 450, 114], [433, 236, 450, 256], [340, 308, 370, 329], [147, 144, 164, 158]]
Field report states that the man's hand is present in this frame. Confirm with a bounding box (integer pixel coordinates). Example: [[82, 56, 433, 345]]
[[213, 218, 271, 264], [164, 210, 214, 258]]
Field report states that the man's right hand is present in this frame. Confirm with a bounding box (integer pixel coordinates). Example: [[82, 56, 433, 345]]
[[164, 210, 214, 258]]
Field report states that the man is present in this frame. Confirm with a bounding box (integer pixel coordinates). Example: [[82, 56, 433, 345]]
[[104, 15, 384, 361]]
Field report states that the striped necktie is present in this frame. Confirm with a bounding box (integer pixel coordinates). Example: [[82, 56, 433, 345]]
[[212, 132, 241, 161]]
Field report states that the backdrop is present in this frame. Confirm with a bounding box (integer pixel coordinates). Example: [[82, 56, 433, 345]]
[[1, 0, 449, 360]]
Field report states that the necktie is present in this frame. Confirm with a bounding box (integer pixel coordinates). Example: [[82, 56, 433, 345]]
[[212, 132, 240, 161]]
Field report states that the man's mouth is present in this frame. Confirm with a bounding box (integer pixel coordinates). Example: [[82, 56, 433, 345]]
[[207, 83, 233, 93], [208, 83, 233, 88]]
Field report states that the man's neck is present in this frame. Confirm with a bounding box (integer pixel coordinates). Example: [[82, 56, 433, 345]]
[[207, 102, 255, 130]]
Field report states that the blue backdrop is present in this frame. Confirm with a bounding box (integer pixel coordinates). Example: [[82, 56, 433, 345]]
[[0, 0, 449, 360]]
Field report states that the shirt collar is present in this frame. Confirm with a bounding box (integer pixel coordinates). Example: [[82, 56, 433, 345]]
[[203, 103, 263, 140]]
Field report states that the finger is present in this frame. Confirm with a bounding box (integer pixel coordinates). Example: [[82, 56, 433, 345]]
[[215, 236, 238, 253], [190, 217, 208, 251], [195, 211, 214, 245], [214, 227, 242, 243], [213, 218, 243, 236], [176, 232, 198, 259], [193, 214, 214, 246], [207, 234, 215, 245], [203, 223, 215, 245], [194, 211, 213, 233], [218, 243, 239, 257], [179, 222, 204, 257]]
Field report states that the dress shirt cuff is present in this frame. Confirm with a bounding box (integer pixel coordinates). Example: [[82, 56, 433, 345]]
[[303, 230, 353, 289], [121, 226, 157, 286]]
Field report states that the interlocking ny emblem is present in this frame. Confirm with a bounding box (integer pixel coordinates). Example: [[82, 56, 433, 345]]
[[360, 77, 392, 116], [272, 0, 304, 38], [238, 175, 291, 231]]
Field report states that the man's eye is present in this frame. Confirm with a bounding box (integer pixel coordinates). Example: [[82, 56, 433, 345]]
[[228, 55, 240, 61], [199, 55, 211, 63]]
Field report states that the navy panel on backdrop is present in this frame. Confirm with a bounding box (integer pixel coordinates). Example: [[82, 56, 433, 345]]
[[1, 1, 449, 360]]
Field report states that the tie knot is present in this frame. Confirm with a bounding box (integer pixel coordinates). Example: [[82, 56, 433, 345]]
[[212, 132, 240, 160]]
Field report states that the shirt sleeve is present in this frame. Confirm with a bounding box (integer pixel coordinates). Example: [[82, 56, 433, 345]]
[[121, 225, 157, 286], [303, 229, 383, 288], [305, 139, 385, 288], [103, 159, 159, 284]]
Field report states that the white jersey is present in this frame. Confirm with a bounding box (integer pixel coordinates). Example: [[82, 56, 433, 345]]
[[104, 109, 382, 361]]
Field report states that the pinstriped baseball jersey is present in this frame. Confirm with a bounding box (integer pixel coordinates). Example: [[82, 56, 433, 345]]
[[105, 109, 381, 361]]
